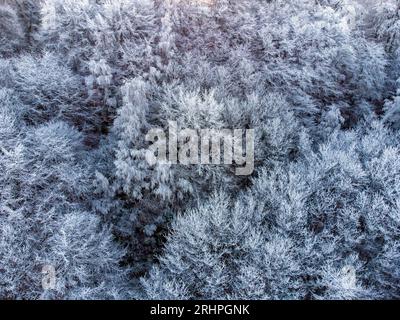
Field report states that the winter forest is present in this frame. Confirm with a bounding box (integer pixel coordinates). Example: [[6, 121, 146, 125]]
[[1, 0, 400, 300]]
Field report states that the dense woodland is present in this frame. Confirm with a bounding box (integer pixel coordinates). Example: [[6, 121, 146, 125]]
[[1, 0, 400, 300]]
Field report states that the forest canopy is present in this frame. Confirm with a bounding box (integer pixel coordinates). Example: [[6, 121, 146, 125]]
[[1, 0, 400, 300]]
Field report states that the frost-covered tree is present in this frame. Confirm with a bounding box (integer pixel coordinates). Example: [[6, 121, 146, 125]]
[[142, 119, 400, 299], [1, 0, 400, 301], [40, 0, 100, 72], [94, 76, 301, 275], [0, 117, 128, 299], [383, 78, 400, 129], [158, 0, 387, 131], [367, 0, 400, 95], [92, 0, 157, 79], [13, 0, 43, 46], [12, 53, 89, 127], [141, 192, 306, 300], [0, 59, 13, 88], [0, 4, 24, 57], [373, 0, 400, 53]]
